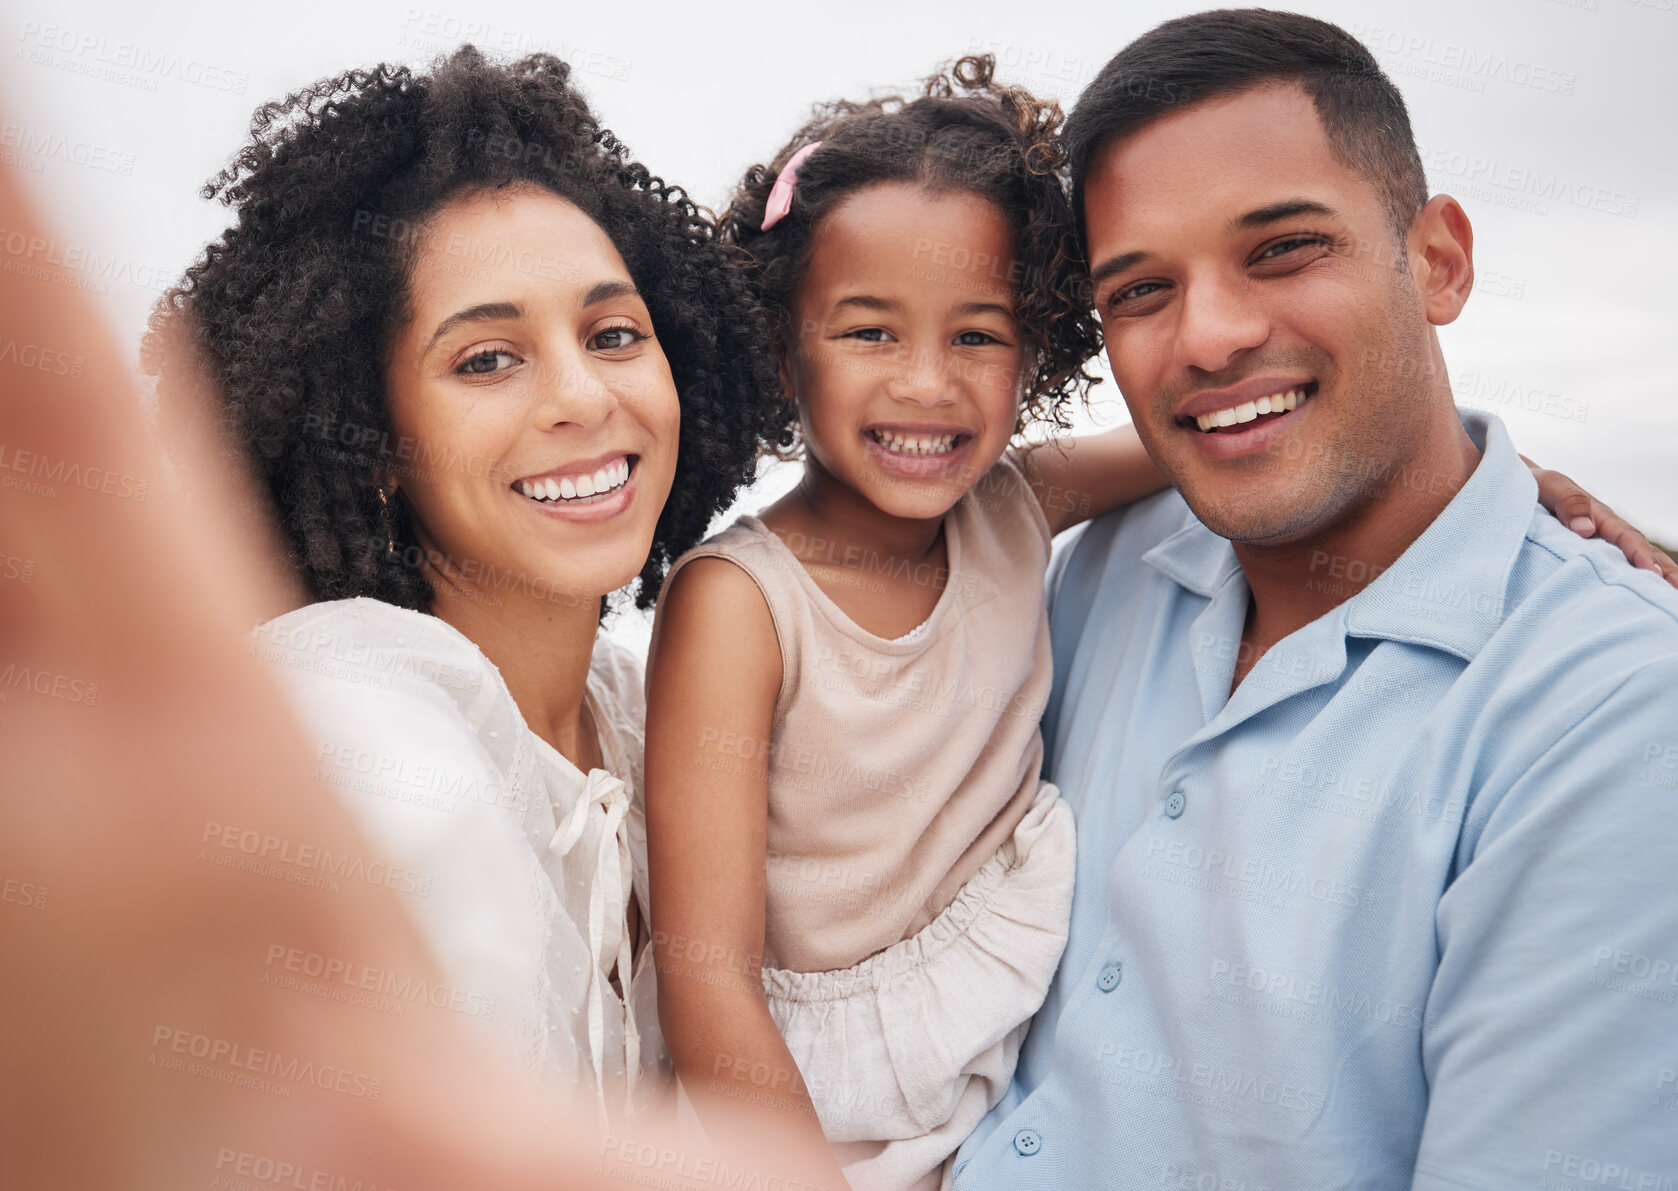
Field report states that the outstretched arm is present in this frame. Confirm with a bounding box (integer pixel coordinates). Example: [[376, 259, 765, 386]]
[[1014, 423, 1167, 536], [1015, 422, 1677, 586], [0, 151, 844, 1191], [1524, 457, 1678, 588], [644, 558, 851, 1189]]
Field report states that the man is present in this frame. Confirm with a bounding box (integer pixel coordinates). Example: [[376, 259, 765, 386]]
[[953, 10, 1678, 1188]]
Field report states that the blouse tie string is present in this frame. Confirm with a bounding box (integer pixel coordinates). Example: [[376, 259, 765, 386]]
[[549, 767, 641, 1123]]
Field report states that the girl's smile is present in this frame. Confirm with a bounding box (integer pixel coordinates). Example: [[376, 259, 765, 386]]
[[862, 423, 977, 479]]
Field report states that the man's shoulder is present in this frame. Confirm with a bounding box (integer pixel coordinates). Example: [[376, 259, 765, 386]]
[[1500, 510, 1678, 671], [1449, 511, 1678, 806]]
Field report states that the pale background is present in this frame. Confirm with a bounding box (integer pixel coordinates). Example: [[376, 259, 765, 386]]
[[4, 0, 1673, 572]]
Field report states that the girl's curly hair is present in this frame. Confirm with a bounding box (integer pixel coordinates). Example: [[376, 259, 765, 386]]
[[146, 46, 782, 612], [718, 54, 1101, 447]]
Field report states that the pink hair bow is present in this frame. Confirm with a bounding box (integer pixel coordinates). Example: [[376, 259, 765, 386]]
[[760, 141, 823, 232]]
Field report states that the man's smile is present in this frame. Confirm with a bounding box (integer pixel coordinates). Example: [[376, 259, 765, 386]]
[[1175, 378, 1318, 435], [1188, 384, 1312, 433]]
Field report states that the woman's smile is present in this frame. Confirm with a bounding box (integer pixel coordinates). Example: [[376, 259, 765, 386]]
[[514, 453, 640, 523]]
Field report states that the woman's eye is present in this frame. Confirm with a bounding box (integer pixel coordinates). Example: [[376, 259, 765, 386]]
[[457, 349, 519, 375], [955, 330, 1003, 347], [592, 326, 646, 351]]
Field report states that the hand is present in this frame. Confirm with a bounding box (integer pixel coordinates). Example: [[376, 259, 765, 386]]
[[0, 152, 841, 1191], [1526, 457, 1678, 589]]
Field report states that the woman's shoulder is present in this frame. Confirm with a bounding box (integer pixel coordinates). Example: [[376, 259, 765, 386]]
[[252, 597, 524, 760], [255, 595, 481, 660], [255, 598, 499, 703], [254, 600, 542, 869]]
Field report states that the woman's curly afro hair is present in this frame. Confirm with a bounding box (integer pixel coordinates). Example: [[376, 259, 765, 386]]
[[718, 54, 1102, 447], [147, 46, 782, 612]]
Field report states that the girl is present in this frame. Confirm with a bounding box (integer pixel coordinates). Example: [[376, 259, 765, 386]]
[[643, 55, 1664, 1191], [148, 47, 782, 1124], [645, 57, 1151, 1191]]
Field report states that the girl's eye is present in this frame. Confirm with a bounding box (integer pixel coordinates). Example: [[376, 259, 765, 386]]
[[842, 328, 892, 343], [592, 326, 647, 351], [457, 349, 519, 375], [955, 330, 1003, 347]]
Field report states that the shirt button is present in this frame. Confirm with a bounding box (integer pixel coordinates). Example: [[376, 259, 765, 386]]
[[1164, 789, 1186, 818], [1097, 962, 1123, 992], [1013, 1128, 1042, 1157]]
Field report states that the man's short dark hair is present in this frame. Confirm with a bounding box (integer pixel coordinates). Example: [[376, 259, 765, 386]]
[[1064, 8, 1429, 242]]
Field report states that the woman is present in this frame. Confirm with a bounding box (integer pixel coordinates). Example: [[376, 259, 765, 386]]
[[146, 46, 782, 1122]]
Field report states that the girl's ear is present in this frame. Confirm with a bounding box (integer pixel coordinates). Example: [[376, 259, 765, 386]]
[[772, 333, 805, 458]]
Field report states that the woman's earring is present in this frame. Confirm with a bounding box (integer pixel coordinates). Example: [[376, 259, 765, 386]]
[[376, 485, 398, 559]]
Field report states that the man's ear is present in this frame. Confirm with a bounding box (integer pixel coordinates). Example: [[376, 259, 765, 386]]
[[1409, 194, 1474, 327]]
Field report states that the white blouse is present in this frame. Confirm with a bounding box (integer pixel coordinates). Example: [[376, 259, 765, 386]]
[[251, 597, 661, 1121]]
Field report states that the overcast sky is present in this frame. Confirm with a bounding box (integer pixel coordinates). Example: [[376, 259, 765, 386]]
[[4, 0, 1674, 549]]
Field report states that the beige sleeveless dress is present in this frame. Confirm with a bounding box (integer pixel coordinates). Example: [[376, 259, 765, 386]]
[[658, 455, 1076, 1191]]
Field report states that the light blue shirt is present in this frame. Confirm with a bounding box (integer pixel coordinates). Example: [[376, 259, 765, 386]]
[[954, 413, 1678, 1189]]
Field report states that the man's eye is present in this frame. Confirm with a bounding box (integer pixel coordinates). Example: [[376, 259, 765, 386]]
[[457, 350, 518, 375], [1109, 281, 1166, 309], [592, 326, 646, 351], [1257, 236, 1325, 260]]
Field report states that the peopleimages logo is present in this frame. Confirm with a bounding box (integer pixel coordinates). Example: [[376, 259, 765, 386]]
[[16, 22, 250, 93], [0, 662, 98, 706], [0, 224, 175, 295], [212, 1148, 395, 1191], [0, 336, 84, 378], [1349, 23, 1577, 94], [198, 821, 433, 897], [1420, 146, 1640, 220], [1588, 945, 1678, 1003], [1141, 835, 1371, 911], [0, 123, 136, 175], [263, 944, 496, 1020], [149, 1026, 382, 1099], [0, 442, 147, 502], [1207, 959, 1426, 1031], [1540, 1150, 1675, 1190]]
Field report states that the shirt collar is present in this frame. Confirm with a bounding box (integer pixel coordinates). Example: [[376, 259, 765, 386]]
[[1343, 411, 1532, 660], [1142, 410, 1534, 662], [1141, 515, 1242, 599]]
